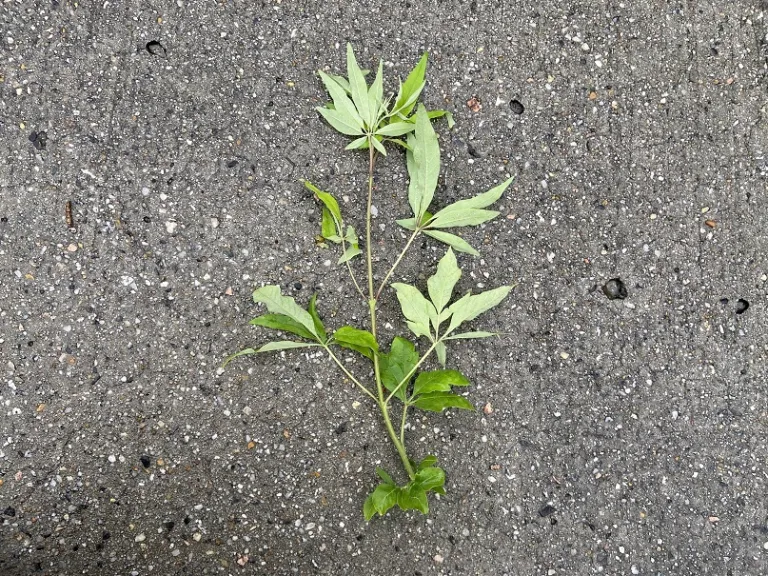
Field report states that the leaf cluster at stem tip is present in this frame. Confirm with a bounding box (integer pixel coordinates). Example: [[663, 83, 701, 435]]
[[225, 43, 516, 521]]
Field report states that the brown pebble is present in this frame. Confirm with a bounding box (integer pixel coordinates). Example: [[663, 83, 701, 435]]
[[588, 91, 597, 100], [483, 402, 493, 414], [282, 428, 291, 439], [490, 464, 501, 471], [247, 441, 256, 449], [466, 96, 481, 112], [705, 219, 716, 228]]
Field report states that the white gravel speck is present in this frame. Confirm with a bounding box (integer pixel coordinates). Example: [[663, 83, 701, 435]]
[[165, 220, 178, 233], [134, 533, 146, 543], [108, 455, 116, 463], [433, 554, 444, 563]]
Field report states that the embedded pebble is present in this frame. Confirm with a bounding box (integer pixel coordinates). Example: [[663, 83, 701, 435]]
[[509, 99, 525, 115], [134, 533, 146, 543], [735, 299, 749, 314], [602, 278, 628, 300], [165, 221, 178, 234]]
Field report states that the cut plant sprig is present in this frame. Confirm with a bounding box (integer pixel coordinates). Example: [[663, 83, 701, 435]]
[[227, 44, 515, 521]]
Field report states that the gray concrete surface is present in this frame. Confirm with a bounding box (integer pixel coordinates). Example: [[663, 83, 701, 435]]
[[2, 0, 768, 574]]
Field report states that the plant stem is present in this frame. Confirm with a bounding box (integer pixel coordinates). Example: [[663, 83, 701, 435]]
[[323, 345, 377, 402], [375, 227, 420, 300], [365, 138, 415, 481], [399, 403, 409, 445], [340, 236, 366, 300]]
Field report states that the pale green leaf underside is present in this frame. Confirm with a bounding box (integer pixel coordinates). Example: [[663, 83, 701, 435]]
[[446, 286, 513, 334], [423, 230, 479, 256], [427, 248, 461, 314], [253, 285, 319, 339]]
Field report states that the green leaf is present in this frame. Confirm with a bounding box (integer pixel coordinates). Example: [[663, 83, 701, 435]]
[[427, 109, 455, 129], [345, 135, 369, 150], [321, 208, 340, 241], [427, 207, 500, 229], [252, 285, 319, 339], [391, 283, 437, 337], [253, 341, 320, 353], [370, 135, 387, 156], [363, 494, 377, 521], [413, 369, 470, 396], [406, 320, 433, 340], [417, 455, 438, 471], [443, 331, 497, 340], [387, 138, 411, 151], [338, 244, 362, 264], [412, 391, 474, 412], [368, 60, 384, 126], [376, 122, 417, 137], [446, 286, 513, 334], [396, 217, 419, 231], [456, 177, 514, 210], [338, 225, 362, 263], [328, 73, 351, 94], [376, 467, 396, 485], [413, 466, 446, 493], [316, 106, 365, 136], [407, 105, 440, 219], [317, 70, 365, 131], [249, 313, 316, 341], [425, 177, 512, 229], [380, 337, 419, 401], [304, 180, 343, 226], [435, 340, 447, 367], [332, 326, 378, 360], [397, 484, 429, 514], [308, 294, 327, 342], [222, 347, 257, 367], [427, 248, 462, 315], [423, 230, 479, 256], [366, 483, 400, 519], [346, 43, 371, 129], [393, 52, 427, 117]]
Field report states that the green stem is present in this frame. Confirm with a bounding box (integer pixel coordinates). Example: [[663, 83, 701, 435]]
[[399, 403, 409, 445], [375, 227, 420, 300], [366, 139, 415, 481], [324, 345, 377, 402], [340, 236, 366, 300]]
